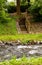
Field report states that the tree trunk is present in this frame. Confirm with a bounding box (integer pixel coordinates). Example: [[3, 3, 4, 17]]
[[17, 0, 20, 15], [27, 0, 30, 6]]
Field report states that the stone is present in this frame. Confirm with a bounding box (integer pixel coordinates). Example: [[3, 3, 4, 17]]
[[40, 41, 42, 44], [37, 41, 40, 44], [4, 55, 11, 59], [33, 46, 39, 49], [0, 51, 4, 55], [0, 44, 42, 62], [0, 41, 3, 44], [5, 41, 13, 46], [29, 50, 38, 55], [0, 41, 5, 46], [0, 58, 2, 62], [18, 40, 21, 43]]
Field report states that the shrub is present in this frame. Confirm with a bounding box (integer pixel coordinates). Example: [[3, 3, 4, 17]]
[[8, 6, 16, 13], [28, 0, 42, 21], [7, 4, 28, 13], [0, 9, 11, 23], [0, 0, 12, 24]]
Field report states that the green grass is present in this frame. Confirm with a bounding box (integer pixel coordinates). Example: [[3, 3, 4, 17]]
[[0, 34, 42, 43], [0, 57, 42, 65], [0, 19, 17, 35]]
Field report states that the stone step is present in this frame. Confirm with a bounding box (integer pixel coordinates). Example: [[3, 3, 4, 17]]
[[19, 25, 27, 31]]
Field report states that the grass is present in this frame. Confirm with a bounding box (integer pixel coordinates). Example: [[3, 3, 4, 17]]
[[0, 56, 42, 65], [0, 34, 42, 43], [0, 18, 17, 35]]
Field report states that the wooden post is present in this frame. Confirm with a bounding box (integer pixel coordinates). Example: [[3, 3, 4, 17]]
[[25, 10, 31, 33]]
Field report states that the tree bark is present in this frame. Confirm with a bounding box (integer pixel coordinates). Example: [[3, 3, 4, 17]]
[[17, 0, 20, 15], [27, 0, 30, 6]]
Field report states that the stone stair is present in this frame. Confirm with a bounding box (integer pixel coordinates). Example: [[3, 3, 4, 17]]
[[19, 24, 27, 33], [16, 20, 27, 33]]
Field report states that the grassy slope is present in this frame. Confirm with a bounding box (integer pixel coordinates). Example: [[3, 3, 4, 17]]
[[0, 57, 42, 65], [0, 19, 17, 35], [0, 34, 42, 43]]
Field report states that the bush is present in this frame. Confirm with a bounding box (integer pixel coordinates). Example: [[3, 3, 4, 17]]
[[28, 0, 42, 21], [0, 0, 12, 24], [7, 4, 28, 13], [20, 4, 28, 12], [0, 9, 11, 23], [8, 2, 15, 6], [8, 6, 16, 13]]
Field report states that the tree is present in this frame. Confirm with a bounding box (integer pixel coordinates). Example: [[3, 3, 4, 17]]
[[28, 0, 42, 21], [17, 0, 20, 15], [27, 0, 30, 6], [21, 0, 26, 5], [28, 0, 42, 15]]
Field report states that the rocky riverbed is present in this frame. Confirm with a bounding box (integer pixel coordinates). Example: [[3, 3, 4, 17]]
[[0, 41, 42, 62]]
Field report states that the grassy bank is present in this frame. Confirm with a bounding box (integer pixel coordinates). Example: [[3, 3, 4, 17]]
[[0, 19, 17, 35], [0, 57, 42, 65], [0, 34, 42, 43]]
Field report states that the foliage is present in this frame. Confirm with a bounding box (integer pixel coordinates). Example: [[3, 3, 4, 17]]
[[0, 9, 11, 23], [0, 0, 6, 7], [0, 0, 17, 34], [0, 0, 12, 23], [7, 6, 16, 13], [8, 2, 15, 6], [28, 0, 42, 15], [7, 4, 28, 13], [7, 0, 28, 13], [20, 0, 28, 5], [0, 57, 42, 65], [28, 0, 42, 21]]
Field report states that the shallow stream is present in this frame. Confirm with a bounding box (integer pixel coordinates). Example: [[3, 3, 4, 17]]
[[0, 44, 42, 62]]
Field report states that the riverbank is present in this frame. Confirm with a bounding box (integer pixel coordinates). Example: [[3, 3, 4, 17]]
[[0, 34, 42, 63], [0, 34, 42, 43], [0, 57, 42, 65]]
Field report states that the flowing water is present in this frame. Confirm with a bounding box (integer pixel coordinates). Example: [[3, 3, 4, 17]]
[[0, 44, 42, 62]]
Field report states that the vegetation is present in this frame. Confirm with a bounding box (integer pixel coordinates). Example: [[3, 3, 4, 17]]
[[0, 57, 42, 65], [28, 0, 42, 21], [0, 0, 11, 23], [0, 19, 17, 35], [0, 0, 17, 34], [0, 0, 42, 41], [0, 0, 42, 64], [0, 34, 42, 43]]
